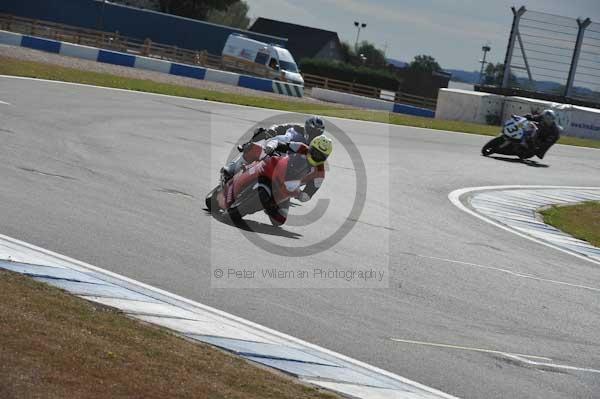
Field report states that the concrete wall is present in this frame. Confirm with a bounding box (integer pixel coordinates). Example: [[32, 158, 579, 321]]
[[436, 89, 503, 125], [312, 88, 394, 112], [501, 97, 572, 134], [311, 88, 435, 118], [436, 88, 600, 139], [568, 106, 600, 139]]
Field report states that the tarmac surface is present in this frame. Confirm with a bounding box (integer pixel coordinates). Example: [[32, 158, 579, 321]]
[[1, 76, 599, 398]]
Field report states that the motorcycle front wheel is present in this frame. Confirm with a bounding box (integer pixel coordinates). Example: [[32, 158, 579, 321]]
[[482, 136, 505, 156], [205, 185, 221, 213]]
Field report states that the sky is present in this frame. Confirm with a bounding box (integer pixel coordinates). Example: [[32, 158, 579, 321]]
[[243, 0, 600, 71]]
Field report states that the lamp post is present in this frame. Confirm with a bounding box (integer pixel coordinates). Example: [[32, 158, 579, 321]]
[[354, 21, 367, 52], [479, 45, 491, 85]]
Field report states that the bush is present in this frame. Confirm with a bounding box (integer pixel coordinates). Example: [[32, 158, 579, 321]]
[[485, 113, 502, 126], [299, 58, 400, 91]]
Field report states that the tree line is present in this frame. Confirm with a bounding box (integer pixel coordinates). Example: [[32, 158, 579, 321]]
[[112, 0, 250, 28]]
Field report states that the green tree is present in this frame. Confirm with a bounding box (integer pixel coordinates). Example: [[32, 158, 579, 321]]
[[205, 1, 250, 28], [339, 41, 355, 64], [408, 55, 442, 73], [338, 40, 387, 69], [355, 41, 386, 69], [483, 63, 516, 86]]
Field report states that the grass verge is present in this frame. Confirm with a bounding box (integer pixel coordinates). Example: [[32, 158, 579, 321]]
[[1, 56, 598, 149], [0, 269, 337, 399], [541, 201, 600, 247]]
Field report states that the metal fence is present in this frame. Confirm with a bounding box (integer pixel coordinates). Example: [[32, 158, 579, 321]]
[[502, 6, 600, 104]]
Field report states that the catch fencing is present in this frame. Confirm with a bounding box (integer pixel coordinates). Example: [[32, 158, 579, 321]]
[[501, 6, 600, 105]]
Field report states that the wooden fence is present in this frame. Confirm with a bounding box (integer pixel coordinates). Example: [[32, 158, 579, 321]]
[[0, 13, 437, 108], [303, 73, 437, 109]]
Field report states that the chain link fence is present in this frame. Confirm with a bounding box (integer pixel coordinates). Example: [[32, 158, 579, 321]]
[[497, 6, 599, 106], [574, 21, 600, 101]]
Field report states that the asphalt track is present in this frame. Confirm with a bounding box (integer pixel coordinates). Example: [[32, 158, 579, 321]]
[[1, 76, 600, 398]]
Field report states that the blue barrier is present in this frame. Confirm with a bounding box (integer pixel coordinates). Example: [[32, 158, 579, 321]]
[[21, 35, 61, 53], [169, 63, 207, 80], [393, 103, 435, 118], [238, 75, 275, 93], [97, 50, 136, 67]]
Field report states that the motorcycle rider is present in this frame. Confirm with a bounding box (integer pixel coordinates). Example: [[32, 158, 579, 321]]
[[523, 109, 561, 159], [221, 116, 325, 182], [236, 135, 333, 226]]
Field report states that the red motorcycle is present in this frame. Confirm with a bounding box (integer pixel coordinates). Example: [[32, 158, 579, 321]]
[[205, 143, 310, 226]]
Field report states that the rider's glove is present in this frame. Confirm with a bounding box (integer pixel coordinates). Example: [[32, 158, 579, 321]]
[[253, 127, 267, 137], [296, 192, 311, 202], [237, 142, 251, 152]]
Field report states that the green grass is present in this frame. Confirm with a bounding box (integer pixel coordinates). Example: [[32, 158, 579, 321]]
[[1, 56, 599, 149], [541, 201, 600, 247]]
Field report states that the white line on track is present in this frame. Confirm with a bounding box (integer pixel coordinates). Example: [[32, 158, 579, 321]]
[[411, 253, 600, 293], [389, 338, 553, 360], [501, 354, 600, 374], [0, 99, 10, 105], [390, 339, 600, 373], [449, 186, 600, 267]]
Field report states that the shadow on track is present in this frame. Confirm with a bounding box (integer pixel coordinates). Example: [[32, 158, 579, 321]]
[[203, 209, 303, 239], [487, 155, 549, 168]]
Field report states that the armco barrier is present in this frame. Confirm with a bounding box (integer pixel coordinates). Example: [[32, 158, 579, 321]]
[[436, 88, 600, 139], [0, 29, 303, 98], [311, 88, 435, 118]]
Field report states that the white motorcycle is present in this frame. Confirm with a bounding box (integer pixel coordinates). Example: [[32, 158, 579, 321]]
[[482, 116, 538, 159]]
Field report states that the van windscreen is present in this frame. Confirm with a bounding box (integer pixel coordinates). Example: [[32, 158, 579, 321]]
[[278, 60, 298, 73]]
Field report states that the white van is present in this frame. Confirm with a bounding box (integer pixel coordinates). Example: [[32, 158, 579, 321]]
[[221, 34, 304, 86]]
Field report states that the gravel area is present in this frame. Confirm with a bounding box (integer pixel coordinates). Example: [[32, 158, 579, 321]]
[[0, 44, 354, 107]]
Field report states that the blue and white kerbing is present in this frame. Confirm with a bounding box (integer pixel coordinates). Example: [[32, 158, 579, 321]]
[[450, 186, 600, 265], [0, 231, 457, 399], [0, 30, 304, 98]]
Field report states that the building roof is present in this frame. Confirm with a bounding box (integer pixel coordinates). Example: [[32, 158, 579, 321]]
[[249, 17, 341, 61]]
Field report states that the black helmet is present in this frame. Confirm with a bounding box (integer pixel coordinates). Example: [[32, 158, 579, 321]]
[[305, 116, 325, 141]]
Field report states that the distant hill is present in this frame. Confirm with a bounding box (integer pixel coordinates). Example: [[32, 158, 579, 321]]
[[445, 68, 597, 100], [445, 69, 481, 84]]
